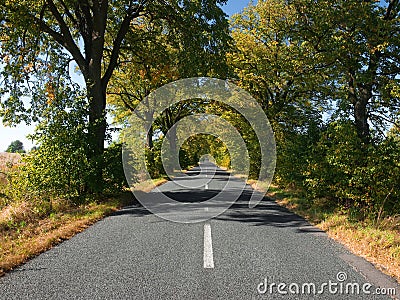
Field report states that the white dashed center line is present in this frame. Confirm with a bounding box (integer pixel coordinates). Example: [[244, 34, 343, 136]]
[[203, 223, 214, 269]]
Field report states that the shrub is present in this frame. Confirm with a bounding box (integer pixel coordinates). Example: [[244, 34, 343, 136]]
[[304, 120, 400, 220], [103, 143, 128, 194]]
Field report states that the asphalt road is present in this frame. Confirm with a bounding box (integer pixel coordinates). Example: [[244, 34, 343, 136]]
[[0, 163, 399, 299]]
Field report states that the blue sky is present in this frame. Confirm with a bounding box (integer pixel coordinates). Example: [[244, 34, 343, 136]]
[[0, 0, 250, 152], [221, 0, 249, 16]]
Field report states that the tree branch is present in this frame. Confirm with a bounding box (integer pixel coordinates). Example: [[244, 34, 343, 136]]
[[44, 0, 87, 76], [58, 0, 78, 25], [384, 0, 399, 21], [102, 1, 147, 88]]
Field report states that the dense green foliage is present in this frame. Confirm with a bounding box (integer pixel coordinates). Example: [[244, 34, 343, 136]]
[[305, 121, 400, 220], [5, 140, 25, 153], [226, 0, 400, 220], [0, 0, 230, 193], [179, 134, 230, 170], [0, 0, 399, 223], [0, 85, 126, 210]]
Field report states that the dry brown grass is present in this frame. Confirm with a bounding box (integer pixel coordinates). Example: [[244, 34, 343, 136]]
[[0, 152, 21, 169], [0, 152, 21, 185], [318, 215, 400, 282], [252, 184, 400, 284], [132, 177, 168, 193], [0, 199, 123, 277], [0, 201, 34, 231], [0, 150, 171, 276]]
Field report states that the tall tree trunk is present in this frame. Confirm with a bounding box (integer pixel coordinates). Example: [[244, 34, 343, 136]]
[[146, 126, 154, 149], [145, 125, 155, 176], [86, 80, 107, 193], [354, 96, 370, 143], [167, 125, 178, 174], [145, 110, 154, 150], [83, 2, 108, 193], [168, 124, 177, 157], [348, 70, 371, 143]]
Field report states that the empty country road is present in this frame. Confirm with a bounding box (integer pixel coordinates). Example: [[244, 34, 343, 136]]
[[0, 163, 399, 299]]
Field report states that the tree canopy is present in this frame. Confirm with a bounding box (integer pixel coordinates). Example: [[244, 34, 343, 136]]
[[0, 0, 230, 191], [5, 140, 25, 153], [0, 0, 399, 221]]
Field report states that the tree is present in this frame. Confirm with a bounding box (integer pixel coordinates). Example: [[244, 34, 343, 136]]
[[294, 0, 400, 143], [228, 0, 328, 122], [228, 0, 326, 182], [179, 134, 229, 169], [6, 140, 25, 153], [107, 11, 230, 175], [0, 0, 230, 192]]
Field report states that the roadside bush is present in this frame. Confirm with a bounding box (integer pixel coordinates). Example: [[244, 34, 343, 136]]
[[366, 138, 400, 221], [304, 121, 363, 200], [304, 120, 400, 220], [21, 95, 90, 202], [146, 139, 166, 179], [2, 87, 128, 210], [103, 143, 128, 194], [273, 117, 322, 189]]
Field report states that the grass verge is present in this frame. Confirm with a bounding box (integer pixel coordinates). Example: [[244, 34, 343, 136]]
[[0, 197, 125, 277], [261, 184, 400, 283], [0, 177, 168, 277], [132, 177, 168, 193]]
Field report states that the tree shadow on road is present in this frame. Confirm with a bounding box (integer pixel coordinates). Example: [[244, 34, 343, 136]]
[[217, 191, 325, 235], [112, 189, 325, 235]]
